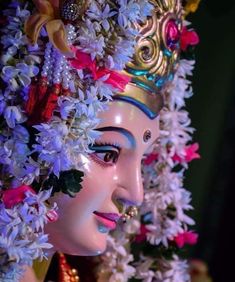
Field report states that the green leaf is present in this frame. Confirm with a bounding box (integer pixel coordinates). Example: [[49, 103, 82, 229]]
[[43, 169, 84, 198]]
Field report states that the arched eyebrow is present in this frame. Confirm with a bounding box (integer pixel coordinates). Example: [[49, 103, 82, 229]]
[[96, 126, 136, 148]]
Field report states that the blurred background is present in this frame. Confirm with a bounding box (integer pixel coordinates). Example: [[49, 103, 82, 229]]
[[186, 0, 235, 281]]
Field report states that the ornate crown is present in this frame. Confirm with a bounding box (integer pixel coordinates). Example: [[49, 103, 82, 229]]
[[116, 0, 183, 118]]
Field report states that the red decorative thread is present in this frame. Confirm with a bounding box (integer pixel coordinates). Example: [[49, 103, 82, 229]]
[[69, 48, 130, 92], [25, 77, 61, 125]]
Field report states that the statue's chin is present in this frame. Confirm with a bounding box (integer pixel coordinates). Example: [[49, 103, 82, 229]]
[[55, 236, 108, 257]]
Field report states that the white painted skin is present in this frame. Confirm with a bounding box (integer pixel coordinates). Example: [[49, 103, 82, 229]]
[[45, 100, 160, 256]]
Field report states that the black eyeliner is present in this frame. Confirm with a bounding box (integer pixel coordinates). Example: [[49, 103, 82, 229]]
[[89, 142, 121, 152]]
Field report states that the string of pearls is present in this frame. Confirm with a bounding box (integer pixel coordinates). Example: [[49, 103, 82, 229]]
[[62, 24, 76, 90], [41, 42, 53, 81], [41, 24, 76, 89], [52, 48, 65, 85]]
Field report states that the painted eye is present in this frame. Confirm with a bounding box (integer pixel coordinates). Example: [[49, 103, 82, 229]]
[[89, 143, 121, 167], [95, 151, 119, 164]]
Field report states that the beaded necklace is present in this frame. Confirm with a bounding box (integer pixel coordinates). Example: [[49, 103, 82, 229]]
[[58, 253, 80, 282]]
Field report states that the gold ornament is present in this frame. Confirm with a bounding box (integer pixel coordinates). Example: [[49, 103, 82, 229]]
[[122, 206, 138, 223], [115, 0, 183, 118], [184, 0, 201, 16], [58, 252, 80, 282], [25, 0, 88, 53], [24, 0, 71, 53]]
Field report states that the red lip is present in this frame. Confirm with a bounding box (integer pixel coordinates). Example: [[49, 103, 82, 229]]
[[93, 211, 121, 223], [93, 211, 121, 231]]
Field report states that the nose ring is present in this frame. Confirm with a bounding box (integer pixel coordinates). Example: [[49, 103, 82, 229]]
[[121, 206, 138, 223]]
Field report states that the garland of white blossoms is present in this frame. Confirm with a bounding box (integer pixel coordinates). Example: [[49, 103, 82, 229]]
[[0, 0, 153, 280], [97, 33, 199, 282], [0, 189, 54, 281]]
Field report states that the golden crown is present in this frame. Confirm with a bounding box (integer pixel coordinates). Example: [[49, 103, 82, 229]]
[[115, 0, 183, 118]]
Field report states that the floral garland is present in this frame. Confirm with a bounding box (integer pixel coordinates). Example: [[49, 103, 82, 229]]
[[96, 7, 201, 282], [0, 187, 55, 281], [0, 0, 154, 280]]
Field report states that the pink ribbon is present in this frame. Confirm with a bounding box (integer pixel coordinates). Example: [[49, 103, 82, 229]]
[[69, 48, 130, 92]]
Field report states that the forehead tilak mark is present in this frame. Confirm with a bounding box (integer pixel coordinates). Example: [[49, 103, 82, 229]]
[[143, 130, 152, 142]]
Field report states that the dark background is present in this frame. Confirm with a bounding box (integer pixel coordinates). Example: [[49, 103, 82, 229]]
[[185, 1, 235, 281]]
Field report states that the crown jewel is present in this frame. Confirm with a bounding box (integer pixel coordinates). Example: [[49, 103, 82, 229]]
[[61, 0, 80, 21]]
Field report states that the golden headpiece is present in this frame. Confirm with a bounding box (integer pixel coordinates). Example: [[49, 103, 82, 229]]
[[116, 0, 183, 118]]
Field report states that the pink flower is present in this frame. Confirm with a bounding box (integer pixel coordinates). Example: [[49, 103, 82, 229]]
[[180, 26, 199, 51], [135, 224, 150, 243], [173, 143, 200, 164], [69, 47, 130, 91], [1, 185, 35, 209], [143, 153, 158, 165], [174, 231, 198, 248]]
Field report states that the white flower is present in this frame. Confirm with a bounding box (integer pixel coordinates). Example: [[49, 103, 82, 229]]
[[12, 125, 30, 143], [21, 158, 41, 185], [112, 38, 135, 70], [1, 31, 26, 49], [155, 255, 191, 282], [98, 234, 135, 281], [78, 25, 105, 60], [33, 120, 73, 176], [87, 3, 116, 31], [4, 106, 26, 128], [137, 0, 153, 18], [1, 63, 39, 91], [167, 60, 195, 110], [58, 96, 77, 120], [16, 4, 30, 20], [135, 257, 155, 282], [117, 0, 141, 28], [1, 46, 17, 64], [0, 91, 7, 115], [95, 79, 114, 100], [0, 189, 53, 280]]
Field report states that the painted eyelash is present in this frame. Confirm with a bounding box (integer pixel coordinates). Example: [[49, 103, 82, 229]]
[[89, 141, 121, 151]]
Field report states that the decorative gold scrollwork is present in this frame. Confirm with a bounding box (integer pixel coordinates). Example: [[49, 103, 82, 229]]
[[125, 0, 182, 89]]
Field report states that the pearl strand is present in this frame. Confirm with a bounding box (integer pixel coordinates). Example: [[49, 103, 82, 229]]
[[66, 24, 76, 43], [41, 42, 53, 82], [52, 48, 64, 85], [62, 60, 71, 90], [62, 24, 76, 91]]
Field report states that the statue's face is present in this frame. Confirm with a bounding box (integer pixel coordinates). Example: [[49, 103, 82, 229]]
[[45, 101, 160, 256]]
